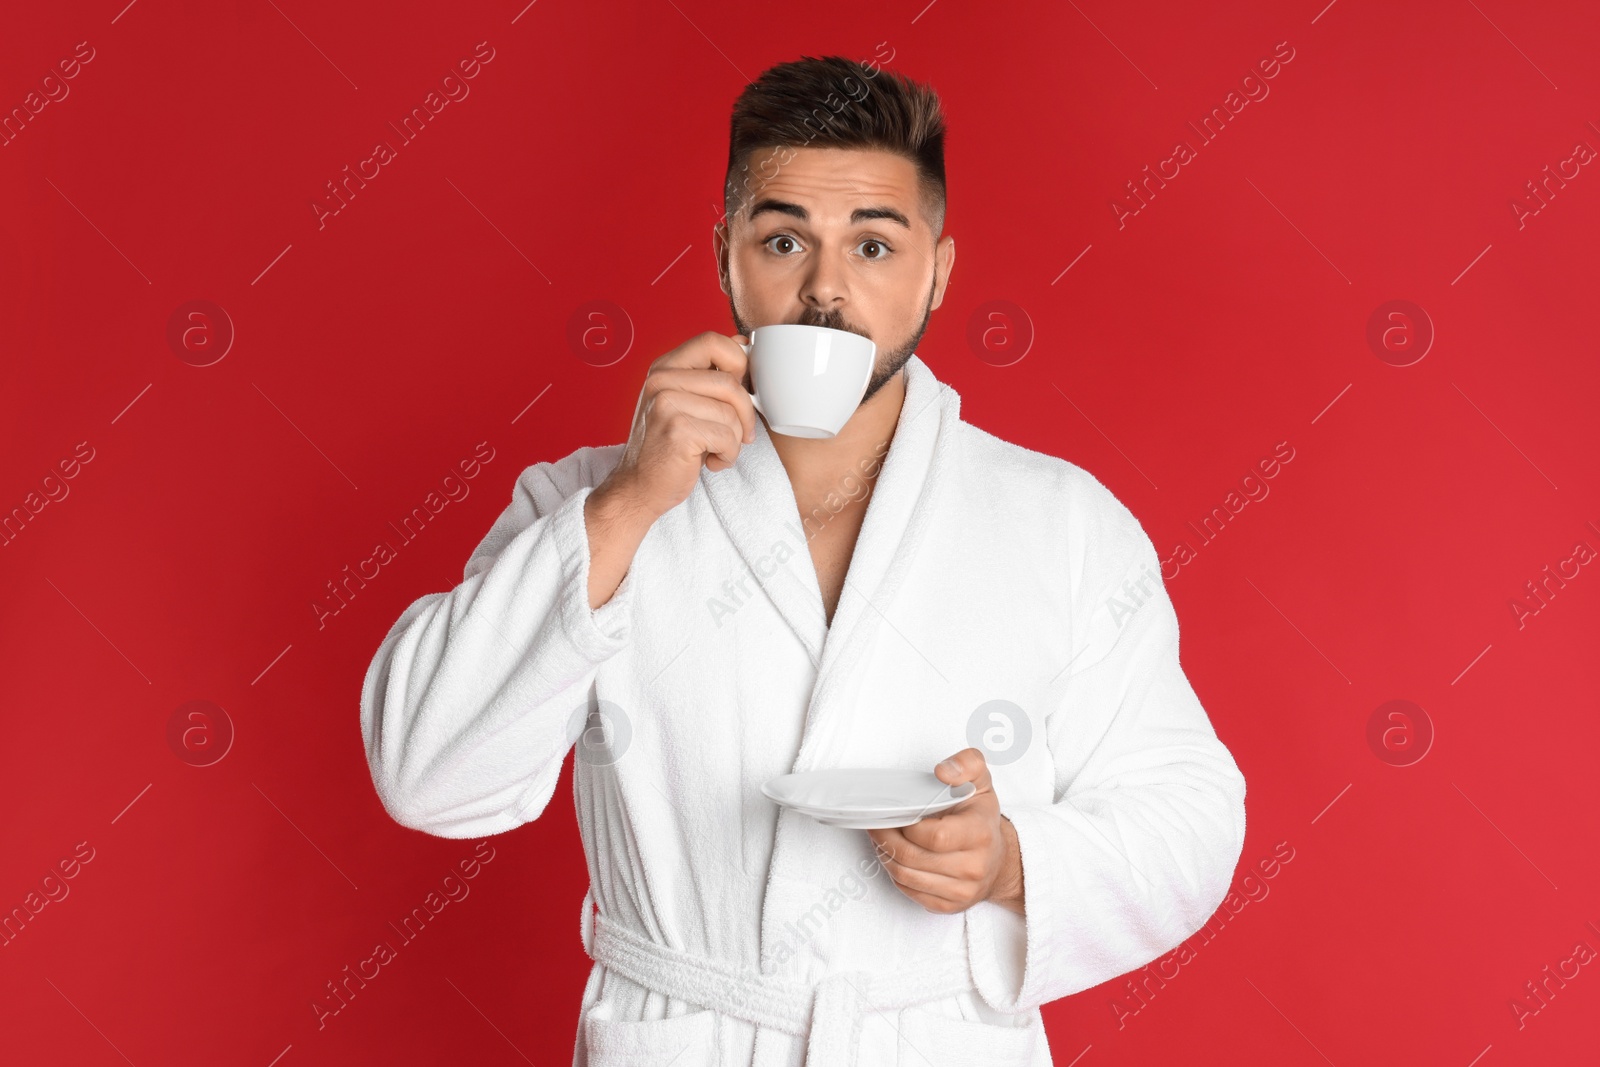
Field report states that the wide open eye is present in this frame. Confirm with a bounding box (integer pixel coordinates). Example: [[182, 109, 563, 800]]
[[764, 234, 803, 255], [856, 239, 891, 260]]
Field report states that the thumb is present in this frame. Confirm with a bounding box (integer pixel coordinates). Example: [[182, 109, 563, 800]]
[[935, 748, 985, 785]]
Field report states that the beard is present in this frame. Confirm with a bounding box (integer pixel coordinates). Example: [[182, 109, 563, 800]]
[[729, 273, 937, 406]]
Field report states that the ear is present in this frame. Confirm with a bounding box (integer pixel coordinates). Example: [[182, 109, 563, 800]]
[[929, 234, 956, 311], [713, 220, 732, 295]]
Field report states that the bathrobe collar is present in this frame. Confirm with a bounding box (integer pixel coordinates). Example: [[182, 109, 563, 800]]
[[699, 353, 960, 772]]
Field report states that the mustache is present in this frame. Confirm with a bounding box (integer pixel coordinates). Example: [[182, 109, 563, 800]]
[[793, 308, 872, 340]]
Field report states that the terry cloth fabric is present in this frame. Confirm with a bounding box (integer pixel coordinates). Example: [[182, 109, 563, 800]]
[[360, 354, 1248, 1067]]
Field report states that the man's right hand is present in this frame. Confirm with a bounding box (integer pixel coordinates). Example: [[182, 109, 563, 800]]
[[602, 331, 758, 519], [583, 332, 758, 608]]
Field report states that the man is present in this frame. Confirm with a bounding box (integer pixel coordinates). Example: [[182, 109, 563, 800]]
[[360, 55, 1246, 1067]]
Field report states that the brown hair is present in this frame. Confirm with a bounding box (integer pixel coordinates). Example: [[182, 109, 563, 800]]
[[724, 55, 947, 236]]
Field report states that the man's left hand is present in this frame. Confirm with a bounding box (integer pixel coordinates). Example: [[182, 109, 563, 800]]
[[866, 747, 1025, 916]]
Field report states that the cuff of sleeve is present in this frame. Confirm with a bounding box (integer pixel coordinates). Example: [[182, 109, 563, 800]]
[[549, 485, 638, 660], [966, 806, 1051, 1014]]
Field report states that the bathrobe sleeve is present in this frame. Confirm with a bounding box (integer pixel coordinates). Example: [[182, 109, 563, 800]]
[[359, 446, 636, 839], [965, 474, 1248, 1012]]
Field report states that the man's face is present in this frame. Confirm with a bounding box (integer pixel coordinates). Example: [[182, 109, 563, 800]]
[[714, 146, 956, 405]]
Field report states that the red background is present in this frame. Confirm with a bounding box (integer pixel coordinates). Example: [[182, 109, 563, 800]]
[[3, 0, 1598, 1063]]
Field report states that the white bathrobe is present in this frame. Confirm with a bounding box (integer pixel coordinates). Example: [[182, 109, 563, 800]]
[[360, 354, 1247, 1067]]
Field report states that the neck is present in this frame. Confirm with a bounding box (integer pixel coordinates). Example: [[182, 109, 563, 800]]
[[768, 368, 907, 494]]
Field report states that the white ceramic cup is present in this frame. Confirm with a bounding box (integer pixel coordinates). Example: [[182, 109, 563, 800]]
[[740, 324, 877, 439]]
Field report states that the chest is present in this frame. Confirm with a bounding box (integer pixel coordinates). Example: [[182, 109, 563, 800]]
[[803, 498, 870, 625], [602, 487, 1070, 811]]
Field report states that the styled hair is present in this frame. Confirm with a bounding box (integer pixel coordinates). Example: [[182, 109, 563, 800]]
[[724, 55, 947, 235]]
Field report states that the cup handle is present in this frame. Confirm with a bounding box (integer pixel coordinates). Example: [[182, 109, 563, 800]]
[[740, 342, 766, 418]]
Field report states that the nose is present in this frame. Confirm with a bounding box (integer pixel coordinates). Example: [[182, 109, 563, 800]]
[[798, 252, 848, 321]]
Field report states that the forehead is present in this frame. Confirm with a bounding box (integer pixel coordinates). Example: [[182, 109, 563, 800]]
[[734, 146, 923, 228]]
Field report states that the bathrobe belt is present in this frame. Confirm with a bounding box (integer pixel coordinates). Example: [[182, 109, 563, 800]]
[[582, 889, 979, 1065]]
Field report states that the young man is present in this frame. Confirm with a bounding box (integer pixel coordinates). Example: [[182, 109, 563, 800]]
[[361, 55, 1246, 1067]]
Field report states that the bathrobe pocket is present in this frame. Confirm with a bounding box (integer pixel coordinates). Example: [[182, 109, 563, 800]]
[[895, 1003, 1042, 1067], [583, 1006, 719, 1067]]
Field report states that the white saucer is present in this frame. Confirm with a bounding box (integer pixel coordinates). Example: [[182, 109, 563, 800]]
[[762, 769, 977, 829]]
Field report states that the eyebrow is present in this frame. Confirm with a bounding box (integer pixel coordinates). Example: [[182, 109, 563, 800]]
[[746, 198, 912, 230]]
